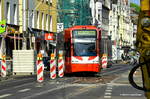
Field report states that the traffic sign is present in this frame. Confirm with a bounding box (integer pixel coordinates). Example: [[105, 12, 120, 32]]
[[45, 33, 54, 40], [0, 20, 6, 34], [57, 23, 64, 33]]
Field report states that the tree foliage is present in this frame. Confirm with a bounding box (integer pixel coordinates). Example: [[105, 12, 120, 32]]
[[130, 3, 140, 13]]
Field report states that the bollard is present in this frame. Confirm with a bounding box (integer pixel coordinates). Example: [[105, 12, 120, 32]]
[[58, 53, 64, 77], [1, 55, 6, 77], [50, 53, 56, 79], [102, 54, 107, 69], [37, 53, 44, 82]]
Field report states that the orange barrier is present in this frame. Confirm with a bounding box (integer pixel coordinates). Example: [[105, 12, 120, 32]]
[[1, 55, 6, 77], [50, 53, 56, 79], [102, 54, 107, 69], [37, 53, 44, 82], [58, 53, 64, 77]]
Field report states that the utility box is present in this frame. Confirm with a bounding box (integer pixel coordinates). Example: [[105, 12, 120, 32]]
[[13, 50, 36, 75]]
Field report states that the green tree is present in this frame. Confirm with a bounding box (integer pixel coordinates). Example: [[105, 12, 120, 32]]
[[130, 3, 140, 13]]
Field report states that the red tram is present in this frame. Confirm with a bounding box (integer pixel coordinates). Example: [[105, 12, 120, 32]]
[[64, 25, 101, 73]]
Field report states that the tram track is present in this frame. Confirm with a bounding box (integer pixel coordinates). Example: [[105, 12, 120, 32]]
[[68, 64, 132, 84]]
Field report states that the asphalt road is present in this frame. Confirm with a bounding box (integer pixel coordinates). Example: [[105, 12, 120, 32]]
[[0, 64, 146, 99]]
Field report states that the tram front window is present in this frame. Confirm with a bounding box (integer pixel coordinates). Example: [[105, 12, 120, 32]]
[[73, 43, 97, 56]]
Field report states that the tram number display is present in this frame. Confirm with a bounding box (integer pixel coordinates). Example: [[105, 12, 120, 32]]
[[73, 30, 96, 36]]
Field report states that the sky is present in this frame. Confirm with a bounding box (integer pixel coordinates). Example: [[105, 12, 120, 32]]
[[130, 0, 140, 5]]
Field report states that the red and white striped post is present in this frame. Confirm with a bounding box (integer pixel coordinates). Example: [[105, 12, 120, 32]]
[[102, 54, 107, 69], [1, 55, 6, 77], [50, 53, 56, 79], [58, 53, 64, 77], [36, 53, 44, 82]]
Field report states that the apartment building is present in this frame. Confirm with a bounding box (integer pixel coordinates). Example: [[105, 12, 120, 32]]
[[110, 0, 134, 61], [109, 4, 118, 60], [0, 0, 20, 58], [0, 0, 58, 58], [27, 0, 57, 33]]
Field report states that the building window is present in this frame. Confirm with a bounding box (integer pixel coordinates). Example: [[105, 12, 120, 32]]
[[0, 0, 1, 21], [6, 2, 10, 23], [37, 11, 40, 29], [46, 14, 48, 31], [31, 10, 35, 28], [49, 16, 52, 31], [13, 4, 17, 25], [42, 13, 44, 30], [50, 0, 52, 3]]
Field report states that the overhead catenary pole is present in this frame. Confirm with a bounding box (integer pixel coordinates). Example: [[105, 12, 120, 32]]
[[14, 33, 16, 50], [22, 0, 28, 50]]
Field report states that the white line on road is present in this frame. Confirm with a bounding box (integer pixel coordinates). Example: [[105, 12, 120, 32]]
[[120, 93, 142, 97], [22, 84, 72, 99], [105, 89, 112, 92], [0, 78, 34, 85], [107, 83, 113, 87], [104, 96, 111, 98], [0, 82, 33, 93], [104, 83, 113, 99], [105, 92, 112, 95], [0, 94, 12, 98], [22, 84, 102, 99], [107, 87, 113, 89], [18, 88, 31, 92]]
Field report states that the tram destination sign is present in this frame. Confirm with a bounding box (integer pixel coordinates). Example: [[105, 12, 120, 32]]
[[76, 30, 96, 36]]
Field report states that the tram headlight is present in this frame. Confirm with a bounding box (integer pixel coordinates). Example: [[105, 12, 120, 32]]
[[141, 17, 150, 27]]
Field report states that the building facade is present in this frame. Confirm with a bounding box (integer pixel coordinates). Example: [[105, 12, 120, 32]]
[[0, 0, 20, 58], [110, 0, 134, 61], [0, 0, 58, 58]]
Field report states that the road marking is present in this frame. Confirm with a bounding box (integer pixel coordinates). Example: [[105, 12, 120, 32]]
[[107, 87, 113, 89], [109, 83, 130, 86], [22, 84, 101, 99], [0, 82, 33, 93], [0, 78, 34, 85], [14, 82, 33, 88], [18, 88, 31, 92], [22, 85, 67, 99], [0, 94, 12, 98], [105, 92, 112, 95], [107, 83, 113, 87], [104, 96, 111, 98], [104, 83, 113, 99], [120, 93, 142, 96], [105, 89, 112, 92]]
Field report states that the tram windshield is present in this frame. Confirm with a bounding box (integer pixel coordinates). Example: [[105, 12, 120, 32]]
[[73, 42, 97, 56]]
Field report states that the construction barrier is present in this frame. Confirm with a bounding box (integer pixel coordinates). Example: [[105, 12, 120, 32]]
[[37, 53, 44, 82], [58, 53, 64, 77], [50, 53, 56, 79], [102, 54, 107, 69], [1, 55, 6, 77]]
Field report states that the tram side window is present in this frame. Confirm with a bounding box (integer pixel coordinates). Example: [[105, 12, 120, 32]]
[[64, 41, 71, 57]]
